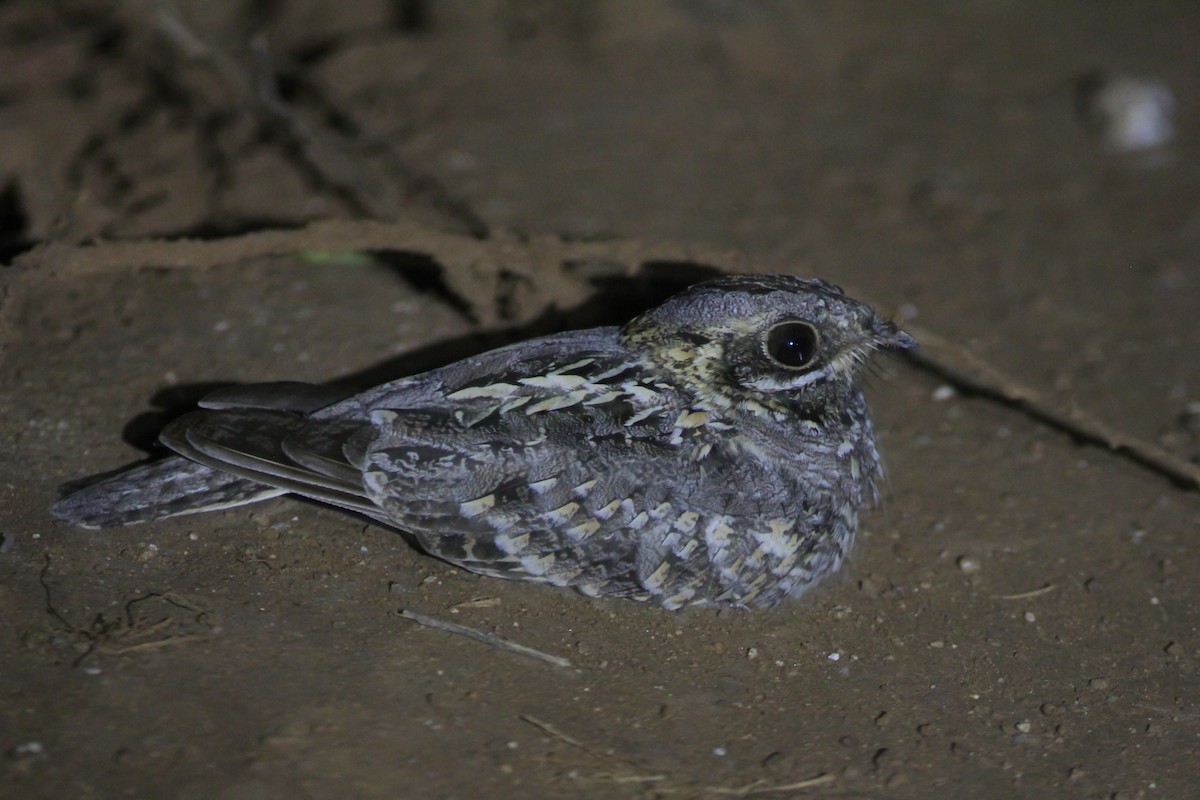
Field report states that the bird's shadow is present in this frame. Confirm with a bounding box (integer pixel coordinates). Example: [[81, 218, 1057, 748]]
[[118, 259, 724, 455]]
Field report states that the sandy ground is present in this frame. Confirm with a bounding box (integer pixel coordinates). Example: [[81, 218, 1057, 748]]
[[2, 2, 1199, 798]]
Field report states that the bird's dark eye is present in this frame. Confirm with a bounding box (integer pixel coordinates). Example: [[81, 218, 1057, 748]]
[[764, 321, 819, 369]]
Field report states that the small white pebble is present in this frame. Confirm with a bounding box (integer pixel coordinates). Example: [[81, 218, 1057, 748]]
[[1083, 74, 1176, 152], [746, 647, 758, 660], [828, 652, 841, 662], [1024, 611, 1036, 623], [712, 746, 727, 757], [1015, 720, 1032, 733], [932, 385, 957, 402], [956, 555, 981, 574]]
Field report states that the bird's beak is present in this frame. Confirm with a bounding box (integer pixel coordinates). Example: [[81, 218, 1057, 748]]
[[874, 321, 917, 351]]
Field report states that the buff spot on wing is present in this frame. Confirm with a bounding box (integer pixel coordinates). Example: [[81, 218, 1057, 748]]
[[499, 395, 532, 413], [447, 383, 520, 400], [520, 553, 555, 576], [594, 499, 622, 520], [494, 532, 531, 554], [546, 502, 580, 525], [624, 407, 662, 426], [459, 494, 496, 518], [644, 561, 671, 591], [584, 390, 626, 406], [737, 574, 768, 605], [704, 517, 735, 551], [664, 585, 696, 609], [529, 477, 558, 494], [650, 502, 673, 520], [526, 390, 589, 415], [555, 357, 595, 373], [674, 511, 700, 533], [674, 410, 709, 429], [520, 374, 590, 391], [566, 519, 602, 540], [622, 383, 661, 404]]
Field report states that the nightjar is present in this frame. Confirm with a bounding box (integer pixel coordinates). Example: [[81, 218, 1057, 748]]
[[52, 274, 914, 609]]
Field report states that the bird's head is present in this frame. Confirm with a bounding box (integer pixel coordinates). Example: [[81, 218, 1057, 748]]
[[620, 274, 915, 415]]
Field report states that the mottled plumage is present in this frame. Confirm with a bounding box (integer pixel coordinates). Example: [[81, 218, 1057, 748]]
[[52, 274, 914, 609]]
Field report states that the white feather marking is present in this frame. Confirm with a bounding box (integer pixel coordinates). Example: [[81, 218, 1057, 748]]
[[555, 357, 595, 373], [673, 410, 709, 428], [644, 561, 671, 591], [545, 502, 579, 525], [459, 494, 496, 517], [583, 390, 626, 406], [525, 390, 589, 414], [494, 532, 530, 554], [369, 409, 398, 425], [566, 519, 601, 540], [674, 511, 700, 533], [704, 516, 735, 551], [624, 407, 661, 426], [594, 499, 622, 520], [623, 383, 660, 403], [446, 383, 520, 400], [592, 362, 638, 381], [519, 374, 589, 391], [519, 553, 554, 576], [529, 477, 558, 494], [499, 395, 532, 413]]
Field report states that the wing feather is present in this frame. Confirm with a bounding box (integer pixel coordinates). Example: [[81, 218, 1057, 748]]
[[161, 411, 380, 517]]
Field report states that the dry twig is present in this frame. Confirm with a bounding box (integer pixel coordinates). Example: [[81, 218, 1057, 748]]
[[399, 608, 572, 668], [906, 323, 1200, 492], [705, 773, 836, 797], [995, 584, 1058, 601], [519, 714, 668, 783]]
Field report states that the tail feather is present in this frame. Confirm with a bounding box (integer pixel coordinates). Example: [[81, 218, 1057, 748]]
[[51, 456, 286, 529]]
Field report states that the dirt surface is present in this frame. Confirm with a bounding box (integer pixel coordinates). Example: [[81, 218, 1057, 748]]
[[3, 2, 1199, 798]]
